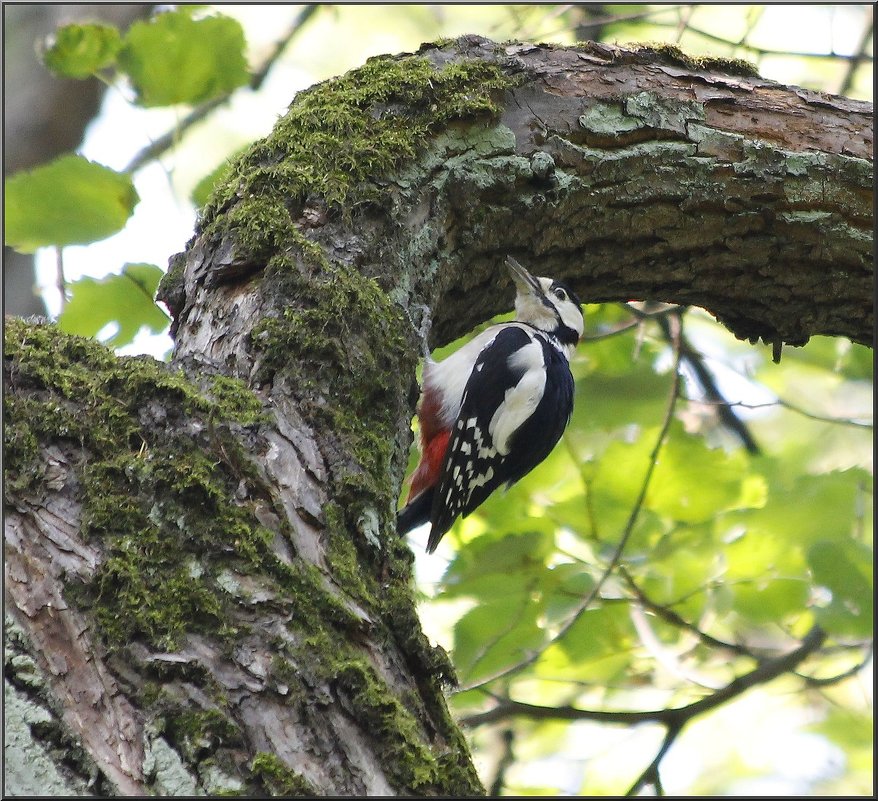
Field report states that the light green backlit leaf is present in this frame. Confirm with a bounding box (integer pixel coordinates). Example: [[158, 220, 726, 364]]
[[58, 263, 170, 347], [43, 23, 122, 78], [5, 155, 138, 252], [453, 597, 544, 683], [648, 422, 753, 522], [119, 10, 249, 106], [808, 540, 873, 637]]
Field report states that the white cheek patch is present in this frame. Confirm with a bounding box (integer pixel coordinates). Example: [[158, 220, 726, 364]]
[[488, 339, 547, 455]]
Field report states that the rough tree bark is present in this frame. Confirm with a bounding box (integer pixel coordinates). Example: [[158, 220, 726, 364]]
[[4, 37, 873, 796]]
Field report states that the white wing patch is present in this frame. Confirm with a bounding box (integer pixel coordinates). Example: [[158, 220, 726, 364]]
[[488, 338, 547, 455]]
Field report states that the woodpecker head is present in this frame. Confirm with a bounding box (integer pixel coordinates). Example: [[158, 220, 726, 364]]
[[506, 256, 584, 349]]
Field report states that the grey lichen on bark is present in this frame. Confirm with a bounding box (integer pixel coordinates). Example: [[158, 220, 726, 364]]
[[4, 35, 873, 798]]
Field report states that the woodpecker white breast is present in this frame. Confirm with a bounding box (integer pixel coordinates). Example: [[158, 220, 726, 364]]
[[398, 257, 584, 552]]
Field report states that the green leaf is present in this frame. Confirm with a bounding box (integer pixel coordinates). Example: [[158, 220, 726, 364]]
[[118, 10, 249, 107], [725, 466, 871, 561], [453, 597, 544, 683], [648, 422, 753, 522], [441, 530, 553, 598], [807, 540, 873, 637], [536, 604, 635, 682], [43, 23, 122, 78], [729, 577, 811, 623], [58, 263, 170, 347], [5, 155, 138, 252]]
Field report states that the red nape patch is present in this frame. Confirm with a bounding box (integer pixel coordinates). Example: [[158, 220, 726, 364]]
[[407, 429, 451, 502]]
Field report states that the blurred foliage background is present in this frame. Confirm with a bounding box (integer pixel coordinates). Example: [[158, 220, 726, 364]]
[[4, 4, 873, 796]]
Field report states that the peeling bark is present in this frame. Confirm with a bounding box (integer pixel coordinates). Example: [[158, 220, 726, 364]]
[[4, 37, 873, 797]]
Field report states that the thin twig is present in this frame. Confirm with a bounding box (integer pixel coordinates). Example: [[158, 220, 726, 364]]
[[654, 312, 761, 454], [460, 626, 827, 729], [687, 396, 873, 430], [650, 18, 874, 63], [627, 723, 680, 796], [582, 302, 685, 342], [488, 729, 516, 796], [617, 565, 755, 658], [674, 4, 695, 45], [838, 6, 873, 96], [574, 5, 688, 34], [55, 246, 67, 311], [625, 625, 827, 794], [796, 644, 873, 687]]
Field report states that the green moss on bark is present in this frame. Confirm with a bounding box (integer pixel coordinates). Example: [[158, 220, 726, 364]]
[[4, 318, 277, 651], [201, 53, 516, 236], [5, 43, 508, 796], [250, 753, 316, 796], [628, 41, 760, 78]]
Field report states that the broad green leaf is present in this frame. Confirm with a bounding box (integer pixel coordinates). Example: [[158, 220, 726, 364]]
[[639, 521, 723, 619], [807, 540, 873, 637], [725, 466, 871, 558], [585, 421, 757, 541], [58, 263, 170, 347], [535, 604, 634, 682], [648, 422, 753, 522], [119, 10, 249, 107], [43, 23, 122, 78], [573, 362, 670, 435], [728, 577, 811, 624], [5, 155, 138, 252], [542, 562, 596, 623], [453, 597, 544, 683], [441, 529, 554, 600]]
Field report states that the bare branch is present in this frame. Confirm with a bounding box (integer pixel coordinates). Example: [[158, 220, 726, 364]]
[[55, 246, 67, 312], [617, 565, 755, 658], [488, 729, 516, 796], [690, 397, 873, 430], [797, 644, 874, 687], [652, 17, 875, 63], [838, 6, 874, 96], [461, 626, 827, 732], [655, 311, 761, 454]]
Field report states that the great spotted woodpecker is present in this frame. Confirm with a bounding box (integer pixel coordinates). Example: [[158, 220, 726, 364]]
[[398, 256, 584, 552]]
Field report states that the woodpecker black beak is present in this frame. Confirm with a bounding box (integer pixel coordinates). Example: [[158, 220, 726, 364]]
[[506, 256, 544, 299]]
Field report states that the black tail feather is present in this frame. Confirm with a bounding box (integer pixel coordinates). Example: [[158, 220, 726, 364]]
[[397, 488, 434, 536]]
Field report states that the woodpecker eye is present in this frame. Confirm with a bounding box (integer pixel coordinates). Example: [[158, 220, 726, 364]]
[[554, 287, 568, 302]]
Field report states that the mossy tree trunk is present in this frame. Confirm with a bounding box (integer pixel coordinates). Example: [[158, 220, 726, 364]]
[[4, 36, 872, 796]]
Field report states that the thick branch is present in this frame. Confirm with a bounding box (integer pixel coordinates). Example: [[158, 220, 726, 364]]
[[421, 38, 872, 349]]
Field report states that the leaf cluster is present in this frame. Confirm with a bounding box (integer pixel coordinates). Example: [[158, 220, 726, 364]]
[[5, 7, 251, 347]]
